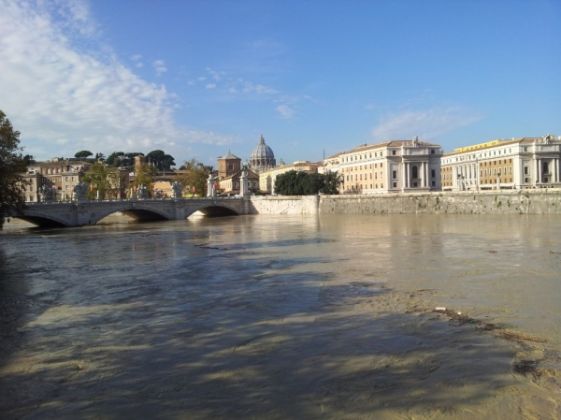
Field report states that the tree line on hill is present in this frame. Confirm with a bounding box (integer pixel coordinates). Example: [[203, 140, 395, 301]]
[[74, 149, 176, 172]]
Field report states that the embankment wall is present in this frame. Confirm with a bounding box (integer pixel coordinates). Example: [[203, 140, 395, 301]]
[[250, 190, 561, 215]]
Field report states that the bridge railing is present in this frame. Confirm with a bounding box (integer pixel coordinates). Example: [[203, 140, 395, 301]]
[[24, 196, 245, 206]]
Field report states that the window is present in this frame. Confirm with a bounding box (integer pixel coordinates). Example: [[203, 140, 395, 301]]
[[392, 150, 396, 155], [393, 182, 397, 188], [392, 170, 397, 179], [524, 167, 528, 175], [431, 169, 436, 178], [412, 166, 418, 179]]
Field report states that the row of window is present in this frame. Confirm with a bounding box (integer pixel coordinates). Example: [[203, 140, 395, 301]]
[[345, 172, 385, 182], [341, 151, 385, 163], [444, 148, 515, 164], [341, 162, 384, 171]]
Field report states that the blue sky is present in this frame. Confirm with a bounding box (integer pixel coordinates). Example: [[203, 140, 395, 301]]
[[1, 0, 559, 166]]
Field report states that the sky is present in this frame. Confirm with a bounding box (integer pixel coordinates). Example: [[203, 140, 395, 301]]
[[1, 0, 560, 166]]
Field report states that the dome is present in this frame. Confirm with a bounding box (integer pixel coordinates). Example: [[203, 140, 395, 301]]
[[249, 135, 276, 173]]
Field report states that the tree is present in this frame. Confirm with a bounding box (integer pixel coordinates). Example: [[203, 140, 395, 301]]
[[146, 149, 175, 172], [321, 171, 342, 194], [132, 160, 156, 196], [75, 150, 93, 159], [106, 151, 125, 167], [0, 110, 27, 228], [274, 170, 341, 195], [178, 159, 212, 197], [82, 162, 117, 200]]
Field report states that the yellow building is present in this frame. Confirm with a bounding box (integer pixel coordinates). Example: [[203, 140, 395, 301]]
[[22, 159, 91, 201], [259, 161, 319, 194], [441, 135, 561, 191], [324, 139, 442, 194], [218, 168, 259, 195]]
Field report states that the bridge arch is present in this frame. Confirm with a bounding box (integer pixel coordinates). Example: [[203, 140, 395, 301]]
[[11, 214, 70, 228], [185, 204, 240, 219], [89, 204, 173, 225]]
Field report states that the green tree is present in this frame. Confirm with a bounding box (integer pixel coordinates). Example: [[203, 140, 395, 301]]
[[0, 111, 27, 228], [83, 162, 117, 200], [74, 150, 93, 159], [320, 171, 342, 194], [274, 170, 341, 195], [106, 151, 125, 166], [146, 149, 175, 172], [178, 159, 212, 197], [132, 160, 156, 195]]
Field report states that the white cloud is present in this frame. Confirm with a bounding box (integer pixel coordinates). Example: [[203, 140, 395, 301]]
[[241, 81, 277, 96], [276, 104, 295, 119], [188, 67, 309, 120], [0, 0, 229, 160], [371, 107, 482, 141], [152, 59, 167, 76], [130, 53, 143, 68]]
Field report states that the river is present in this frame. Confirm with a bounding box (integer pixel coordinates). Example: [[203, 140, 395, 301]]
[[1, 214, 560, 418]]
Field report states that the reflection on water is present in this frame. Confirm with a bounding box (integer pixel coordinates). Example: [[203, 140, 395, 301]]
[[1, 214, 561, 418]]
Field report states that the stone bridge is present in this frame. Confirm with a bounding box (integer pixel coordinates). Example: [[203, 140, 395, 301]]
[[11, 197, 251, 227]]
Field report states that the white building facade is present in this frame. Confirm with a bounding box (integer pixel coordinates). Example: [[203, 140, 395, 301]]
[[324, 139, 442, 194], [441, 135, 561, 191]]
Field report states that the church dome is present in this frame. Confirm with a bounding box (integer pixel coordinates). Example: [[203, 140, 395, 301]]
[[249, 135, 276, 173]]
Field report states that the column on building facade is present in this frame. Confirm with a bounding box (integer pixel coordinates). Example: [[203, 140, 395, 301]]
[[401, 162, 407, 191], [405, 162, 410, 189], [534, 159, 538, 185], [538, 159, 543, 184], [554, 159, 559, 184], [424, 162, 429, 187]]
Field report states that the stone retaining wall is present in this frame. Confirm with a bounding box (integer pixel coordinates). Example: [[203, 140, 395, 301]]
[[251, 190, 561, 215], [249, 196, 319, 215]]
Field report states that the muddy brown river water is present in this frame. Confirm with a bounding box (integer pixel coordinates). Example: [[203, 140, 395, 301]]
[[1, 214, 561, 418]]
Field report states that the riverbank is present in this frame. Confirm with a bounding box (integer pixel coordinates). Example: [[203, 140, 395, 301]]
[[250, 189, 561, 215]]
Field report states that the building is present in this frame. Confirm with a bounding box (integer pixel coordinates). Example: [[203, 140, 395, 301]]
[[324, 138, 442, 194], [218, 168, 259, 195], [21, 159, 91, 202], [249, 135, 276, 173], [259, 161, 319, 194], [441, 135, 561, 191], [217, 151, 242, 180]]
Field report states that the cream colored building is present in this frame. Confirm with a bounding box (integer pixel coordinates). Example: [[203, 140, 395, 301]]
[[441, 135, 561, 191], [324, 139, 442, 194], [22, 159, 91, 202], [259, 161, 319, 194], [219, 169, 259, 195]]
